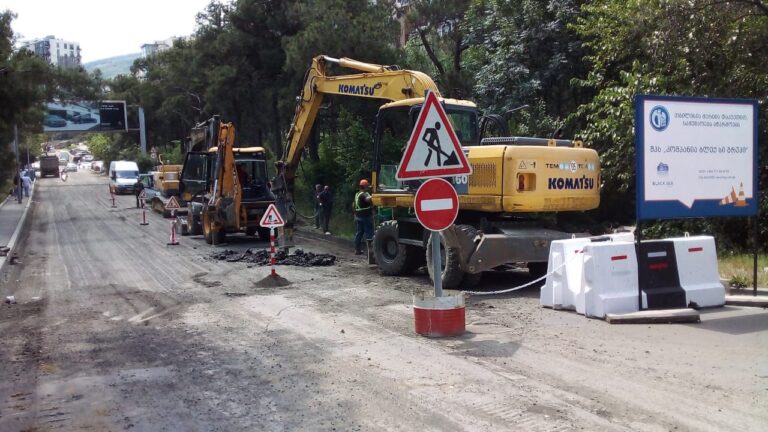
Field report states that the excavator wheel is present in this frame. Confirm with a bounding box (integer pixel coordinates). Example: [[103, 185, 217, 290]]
[[189, 212, 202, 236], [373, 220, 421, 276], [426, 224, 482, 290], [203, 210, 225, 245]]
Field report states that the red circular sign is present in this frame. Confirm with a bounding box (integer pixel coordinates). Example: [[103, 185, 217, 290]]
[[414, 178, 459, 231]]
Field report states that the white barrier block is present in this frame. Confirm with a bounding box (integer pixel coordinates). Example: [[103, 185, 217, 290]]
[[582, 242, 640, 318], [669, 236, 724, 307], [541, 238, 590, 310]]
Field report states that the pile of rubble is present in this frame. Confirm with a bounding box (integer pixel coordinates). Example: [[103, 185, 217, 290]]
[[209, 248, 336, 267]]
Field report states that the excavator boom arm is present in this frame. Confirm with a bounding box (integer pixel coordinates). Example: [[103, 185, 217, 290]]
[[280, 55, 441, 181]]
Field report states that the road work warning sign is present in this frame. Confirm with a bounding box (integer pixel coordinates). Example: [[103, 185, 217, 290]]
[[260, 203, 285, 228], [165, 196, 181, 210], [396, 90, 472, 180]]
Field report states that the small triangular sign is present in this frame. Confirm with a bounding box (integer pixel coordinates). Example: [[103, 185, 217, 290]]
[[260, 203, 285, 227], [165, 195, 181, 210], [396, 90, 472, 180]]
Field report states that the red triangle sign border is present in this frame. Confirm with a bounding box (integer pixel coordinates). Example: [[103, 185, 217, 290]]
[[259, 203, 285, 227], [396, 90, 473, 180]]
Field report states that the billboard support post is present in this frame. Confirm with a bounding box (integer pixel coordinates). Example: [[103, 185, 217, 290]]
[[139, 107, 147, 155], [13, 124, 21, 203]]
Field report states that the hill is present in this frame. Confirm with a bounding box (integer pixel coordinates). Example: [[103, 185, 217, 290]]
[[84, 53, 141, 79]]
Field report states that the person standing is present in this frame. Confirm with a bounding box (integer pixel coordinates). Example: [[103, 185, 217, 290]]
[[314, 184, 322, 229], [353, 179, 373, 255], [319, 185, 333, 235], [134, 178, 145, 208], [21, 173, 31, 197], [12, 171, 20, 200]]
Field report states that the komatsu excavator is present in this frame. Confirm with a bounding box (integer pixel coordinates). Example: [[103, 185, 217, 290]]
[[274, 55, 601, 288]]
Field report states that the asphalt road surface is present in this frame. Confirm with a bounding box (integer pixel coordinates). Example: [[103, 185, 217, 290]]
[[1, 172, 766, 431]]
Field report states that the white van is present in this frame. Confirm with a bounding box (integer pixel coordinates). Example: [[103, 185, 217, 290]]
[[109, 160, 140, 194]]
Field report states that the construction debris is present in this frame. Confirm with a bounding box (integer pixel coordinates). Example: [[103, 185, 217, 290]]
[[209, 248, 336, 267], [254, 274, 292, 288]]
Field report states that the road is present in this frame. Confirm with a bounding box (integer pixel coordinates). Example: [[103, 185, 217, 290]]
[[0, 171, 766, 431]]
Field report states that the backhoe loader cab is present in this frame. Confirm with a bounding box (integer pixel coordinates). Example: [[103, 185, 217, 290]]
[[178, 116, 275, 242]]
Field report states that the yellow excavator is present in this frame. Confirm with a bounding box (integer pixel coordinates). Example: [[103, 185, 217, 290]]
[[177, 115, 275, 243], [273, 55, 601, 288]]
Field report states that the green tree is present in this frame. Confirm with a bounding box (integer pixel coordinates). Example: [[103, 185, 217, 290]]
[[571, 0, 768, 248]]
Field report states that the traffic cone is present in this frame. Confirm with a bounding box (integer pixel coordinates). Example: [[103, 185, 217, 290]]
[[719, 187, 737, 205], [734, 182, 748, 207]]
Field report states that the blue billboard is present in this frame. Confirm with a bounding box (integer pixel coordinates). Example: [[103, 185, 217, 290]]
[[635, 95, 759, 220]]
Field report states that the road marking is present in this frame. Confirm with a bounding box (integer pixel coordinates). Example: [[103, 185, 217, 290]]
[[420, 198, 453, 211]]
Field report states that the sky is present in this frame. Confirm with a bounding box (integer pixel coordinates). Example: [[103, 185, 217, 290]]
[[1, 0, 212, 62]]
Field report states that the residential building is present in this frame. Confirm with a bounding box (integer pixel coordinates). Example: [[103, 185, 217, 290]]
[[20, 36, 81, 68], [141, 37, 188, 57]]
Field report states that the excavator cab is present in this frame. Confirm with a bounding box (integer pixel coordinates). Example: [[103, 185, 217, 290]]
[[373, 98, 481, 192]]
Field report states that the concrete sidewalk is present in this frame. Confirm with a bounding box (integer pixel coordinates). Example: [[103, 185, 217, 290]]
[[0, 185, 35, 274]]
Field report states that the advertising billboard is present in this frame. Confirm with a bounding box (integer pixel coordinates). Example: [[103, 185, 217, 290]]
[[43, 100, 128, 133], [635, 95, 759, 220]]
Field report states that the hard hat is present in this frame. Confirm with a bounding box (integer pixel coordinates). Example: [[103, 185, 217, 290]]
[[359, 179, 369, 187]]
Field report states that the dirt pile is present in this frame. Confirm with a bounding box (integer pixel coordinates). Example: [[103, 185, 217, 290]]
[[209, 248, 336, 267]]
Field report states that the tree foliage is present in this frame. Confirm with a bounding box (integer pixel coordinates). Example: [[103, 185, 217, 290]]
[[570, 0, 768, 248]]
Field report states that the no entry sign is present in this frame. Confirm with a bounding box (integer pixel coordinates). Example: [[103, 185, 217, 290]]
[[414, 178, 459, 232]]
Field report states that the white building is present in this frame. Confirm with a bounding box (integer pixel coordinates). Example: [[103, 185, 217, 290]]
[[141, 37, 184, 57], [20, 36, 81, 69]]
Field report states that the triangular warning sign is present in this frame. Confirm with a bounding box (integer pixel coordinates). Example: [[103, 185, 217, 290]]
[[165, 195, 181, 210], [259, 203, 285, 227], [396, 90, 472, 180]]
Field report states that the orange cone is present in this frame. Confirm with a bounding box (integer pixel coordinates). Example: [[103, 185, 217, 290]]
[[734, 182, 748, 207]]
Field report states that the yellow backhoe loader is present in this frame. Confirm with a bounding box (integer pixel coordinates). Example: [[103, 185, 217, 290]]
[[177, 116, 275, 243]]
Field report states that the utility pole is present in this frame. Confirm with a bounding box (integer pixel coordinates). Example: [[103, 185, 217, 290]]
[[13, 124, 21, 203]]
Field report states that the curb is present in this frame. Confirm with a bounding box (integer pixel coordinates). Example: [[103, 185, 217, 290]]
[[0, 182, 36, 276]]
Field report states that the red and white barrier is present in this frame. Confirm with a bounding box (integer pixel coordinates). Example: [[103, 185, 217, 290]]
[[541, 238, 590, 310], [582, 241, 640, 318], [541, 233, 635, 311], [670, 235, 724, 307]]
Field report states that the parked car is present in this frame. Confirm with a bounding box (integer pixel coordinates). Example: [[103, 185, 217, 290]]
[[66, 162, 78, 172], [82, 154, 94, 162], [73, 113, 97, 124], [91, 161, 104, 173], [44, 114, 67, 128]]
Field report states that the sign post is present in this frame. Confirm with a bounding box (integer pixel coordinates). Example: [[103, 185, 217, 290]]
[[138, 190, 149, 226], [165, 196, 181, 246], [415, 178, 460, 297], [259, 203, 286, 278], [397, 90, 472, 297], [635, 94, 759, 299]]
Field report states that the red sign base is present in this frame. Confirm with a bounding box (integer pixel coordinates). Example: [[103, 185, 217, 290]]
[[413, 294, 465, 337]]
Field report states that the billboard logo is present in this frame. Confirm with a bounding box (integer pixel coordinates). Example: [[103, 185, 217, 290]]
[[650, 105, 670, 131], [656, 162, 669, 176]]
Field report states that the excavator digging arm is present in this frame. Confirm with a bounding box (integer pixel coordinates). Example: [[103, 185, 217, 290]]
[[273, 55, 442, 224]]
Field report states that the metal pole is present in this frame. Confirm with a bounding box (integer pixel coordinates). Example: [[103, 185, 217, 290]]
[[270, 227, 276, 277], [13, 125, 21, 203], [636, 219, 643, 310], [139, 107, 147, 155], [431, 230, 443, 297], [754, 216, 759, 296]]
